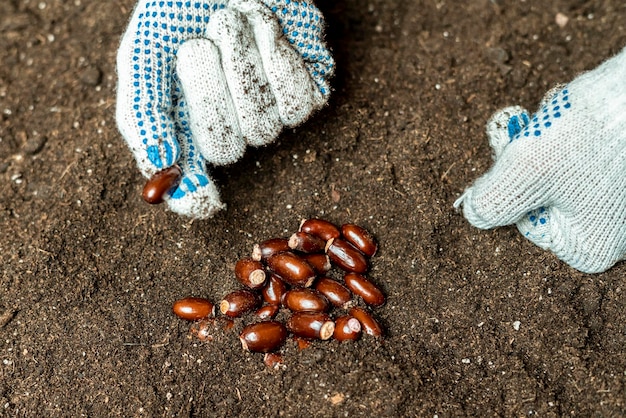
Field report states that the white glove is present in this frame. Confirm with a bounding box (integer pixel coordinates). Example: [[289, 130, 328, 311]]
[[454, 47, 626, 273], [116, 0, 333, 218]]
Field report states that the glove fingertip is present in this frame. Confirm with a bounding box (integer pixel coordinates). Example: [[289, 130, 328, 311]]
[[454, 187, 495, 229], [166, 173, 226, 219], [486, 105, 528, 159], [453, 191, 468, 210], [236, 0, 330, 126]]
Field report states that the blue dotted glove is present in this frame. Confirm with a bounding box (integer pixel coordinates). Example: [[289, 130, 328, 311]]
[[455, 48, 626, 273], [116, 0, 334, 218]]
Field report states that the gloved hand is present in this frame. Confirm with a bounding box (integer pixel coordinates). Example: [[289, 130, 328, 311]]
[[454, 47, 626, 273], [116, 0, 334, 218]]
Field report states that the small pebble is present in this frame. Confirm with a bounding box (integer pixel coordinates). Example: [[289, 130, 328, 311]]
[[23, 135, 48, 155], [555, 12, 569, 28], [80, 66, 103, 86]]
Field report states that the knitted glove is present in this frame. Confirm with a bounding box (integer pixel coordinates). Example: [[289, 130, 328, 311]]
[[454, 47, 626, 273], [116, 0, 334, 218]]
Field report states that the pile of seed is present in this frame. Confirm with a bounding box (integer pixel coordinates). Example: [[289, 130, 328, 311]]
[[172, 218, 385, 365]]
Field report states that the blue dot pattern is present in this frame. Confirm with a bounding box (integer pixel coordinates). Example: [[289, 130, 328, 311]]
[[130, 1, 225, 172], [505, 87, 573, 239], [526, 206, 548, 228], [170, 91, 212, 199], [128, 0, 334, 200], [506, 112, 529, 139], [508, 88, 571, 142], [266, 0, 334, 95]]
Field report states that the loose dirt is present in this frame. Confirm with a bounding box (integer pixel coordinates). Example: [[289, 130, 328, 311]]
[[1, 0, 625, 416]]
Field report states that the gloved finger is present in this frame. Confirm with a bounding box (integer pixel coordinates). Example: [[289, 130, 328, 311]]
[[206, 7, 282, 147], [466, 105, 555, 247], [116, 10, 181, 176], [166, 156, 225, 219], [176, 38, 246, 166], [232, 0, 325, 127], [515, 207, 552, 249], [453, 139, 553, 229], [486, 106, 529, 159], [165, 100, 225, 219], [491, 110, 554, 250]]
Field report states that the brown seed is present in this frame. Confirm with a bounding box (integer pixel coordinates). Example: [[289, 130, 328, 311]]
[[325, 238, 369, 273], [349, 307, 383, 337], [286, 312, 335, 340], [341, 224, 378, 257], [142, 165, 182, 204], [294, 336, 312, 350], [262, 274, 288, 305], [234, 258, 266, 290], [219, 290, 260, 318], [189, 319, 214, 342], [172, 297, 215, 321], [344, 273, 385, 307], [314, 277, 353, 308], [263, 352, 284, 369], [302, 253, 332, 275], [240, 321, 288, 353], [266, 252, 316, 287], [333, 315, 362, 341], [255, 304, 280, 320], [300, 218, 341, 241], [251, 238, 290, 261], [282, 288, 329, 313], [288, 231, 326, 253]]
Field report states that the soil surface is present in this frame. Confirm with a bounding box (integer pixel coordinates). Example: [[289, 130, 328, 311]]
[[1, 0, 625, 416]]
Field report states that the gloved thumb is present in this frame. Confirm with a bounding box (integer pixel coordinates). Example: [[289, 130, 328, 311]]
[[485, 106, 530, 159]]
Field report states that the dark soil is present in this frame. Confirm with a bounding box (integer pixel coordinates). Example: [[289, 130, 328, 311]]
[[1, 0, 625, 416]]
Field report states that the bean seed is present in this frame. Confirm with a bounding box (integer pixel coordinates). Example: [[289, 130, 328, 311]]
[[286, 312, 335, 340], [288, 231, 326, 253], [314, 277, 353, 308], [341, 224, 378, 257], [333, 315, 361, 341], [142, 165, 182, 204], [172, 297, 214, 321], [349, 307, 383, 337], [302, 253, 332, 275], [263, 352, 284, 368], [266, 252, 316, 287], [255, 304, 280, 320], [240, 321, 288, 353], [325, 238, 369, 273], [282, 288, 329, 313], [300, 218, 340, 241], [251, 238, 290, 261], [235, 258, 266, 290], [344, 272, 385, 307], [294, 336, 312, 350], [189, 319, 214, 341], [262, 274, 288, 305], [219, 290, 260, 318]]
